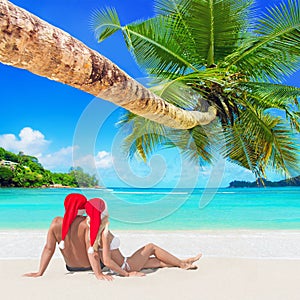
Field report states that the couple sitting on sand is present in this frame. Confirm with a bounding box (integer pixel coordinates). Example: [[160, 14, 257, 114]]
[[24, 193, 201, 280]]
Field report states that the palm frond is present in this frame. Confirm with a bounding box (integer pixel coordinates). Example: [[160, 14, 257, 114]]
[[186, 123, 220, 164], [91, 6, 198, 76], [165, 125, 217, 165], [242, 82, 300, 105], [149, 79, 201, 109], [223, 124, 261, 175], [225, 0, 300, 81], [154, 0, 190, 16], [118, 111, 217, 165], [155, 0, 254, 67], [240, 82, 300, 131], [182, 0, 254, 66], [267, 122, 299, 174], [91, 7, 121, 42], [123, 16, 198, 76], [153, 0, 204, 68], [118, 114, 170, 161], [222, 107, 299, 176]]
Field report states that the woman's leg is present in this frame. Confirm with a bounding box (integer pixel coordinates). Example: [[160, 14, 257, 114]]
[[142, 257, 172, 269], [126, 243, 201, 271]]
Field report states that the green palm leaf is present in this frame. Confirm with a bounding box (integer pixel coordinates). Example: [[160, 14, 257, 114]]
[[118, 112, 217, 165], [242, 82, 300, 106], [152, 0, 254, 67], [181, 0, 254, 66], [223, 108, 299, 176], [118, 114, 170, 161], [91, 7, 199, 76], [124, 16, 198, 76], [226, 0, 300, 81], [240, 82, 300, 130], [91, 7, 121, 42]]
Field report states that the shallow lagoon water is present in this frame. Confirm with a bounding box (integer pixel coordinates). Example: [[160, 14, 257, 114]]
[[0, 187, 299, 230]]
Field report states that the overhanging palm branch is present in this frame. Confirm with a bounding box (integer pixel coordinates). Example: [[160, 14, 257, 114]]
[[92, 0, 300, 178]]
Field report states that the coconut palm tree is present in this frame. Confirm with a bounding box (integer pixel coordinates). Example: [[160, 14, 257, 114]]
[[92, 0, 300, 178], [0, 0, 216, 130]]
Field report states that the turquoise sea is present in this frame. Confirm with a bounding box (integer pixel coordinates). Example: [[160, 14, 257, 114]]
[[0, 187, 300, 230]]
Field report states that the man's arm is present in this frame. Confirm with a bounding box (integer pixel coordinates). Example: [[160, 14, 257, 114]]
[[23, 218, 58, 277]]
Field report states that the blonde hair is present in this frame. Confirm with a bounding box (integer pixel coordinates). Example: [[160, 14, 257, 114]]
[[86, 215, 109, 252]]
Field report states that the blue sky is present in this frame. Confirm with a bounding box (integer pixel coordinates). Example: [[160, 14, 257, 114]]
[[0, 0, 299, 188]]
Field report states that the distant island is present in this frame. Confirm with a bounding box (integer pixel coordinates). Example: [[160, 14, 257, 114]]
[[228, 176, 300, 188], [0, 147, 99, 188]]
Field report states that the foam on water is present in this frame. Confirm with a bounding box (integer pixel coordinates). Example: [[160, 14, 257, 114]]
[[112, 191, 188, 195], [1, 230, 300, 260]]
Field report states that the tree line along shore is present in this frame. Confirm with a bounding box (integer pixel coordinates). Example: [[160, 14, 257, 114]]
[[0, 147, 99, 188], [228, 176, 300, 188]]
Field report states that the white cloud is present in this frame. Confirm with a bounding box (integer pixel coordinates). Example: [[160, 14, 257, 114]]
[[95, 151, 114, 169], [0, 127, 50, 157], [0, 127, 114, 174], [39, 146, 75, 171], [74, 151, 113, 170]]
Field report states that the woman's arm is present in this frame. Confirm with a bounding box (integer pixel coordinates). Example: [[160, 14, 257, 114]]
[[85, 227, 113, 281], [23, 219, 57, 277], [101, 226, 130, 277]]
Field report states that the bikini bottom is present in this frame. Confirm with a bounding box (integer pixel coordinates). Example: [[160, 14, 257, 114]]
[[121, 257, 131, 271]]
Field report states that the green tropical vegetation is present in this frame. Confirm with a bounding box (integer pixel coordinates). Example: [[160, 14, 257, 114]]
[[92, 0, 300, 179], [229, 175, 300, 188], [0, 147, 98, 188]]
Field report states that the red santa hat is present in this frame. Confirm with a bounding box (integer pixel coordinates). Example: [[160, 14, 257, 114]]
[[85, 198, 108, 254], [58, 193, 88, 250]]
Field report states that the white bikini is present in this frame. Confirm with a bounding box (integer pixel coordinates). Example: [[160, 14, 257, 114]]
[[121, 257, 130, 271], [109, 236, 120, 250]]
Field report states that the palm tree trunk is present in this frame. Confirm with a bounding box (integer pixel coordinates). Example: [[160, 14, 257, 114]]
[[0, 0, 216, 129]]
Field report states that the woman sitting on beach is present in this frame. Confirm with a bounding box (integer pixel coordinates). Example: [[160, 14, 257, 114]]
[[84, 197, 201, 277], [24, 194, 201, 280]]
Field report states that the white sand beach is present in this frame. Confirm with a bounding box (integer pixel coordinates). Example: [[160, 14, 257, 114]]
[[1, 230, 300, 300]]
